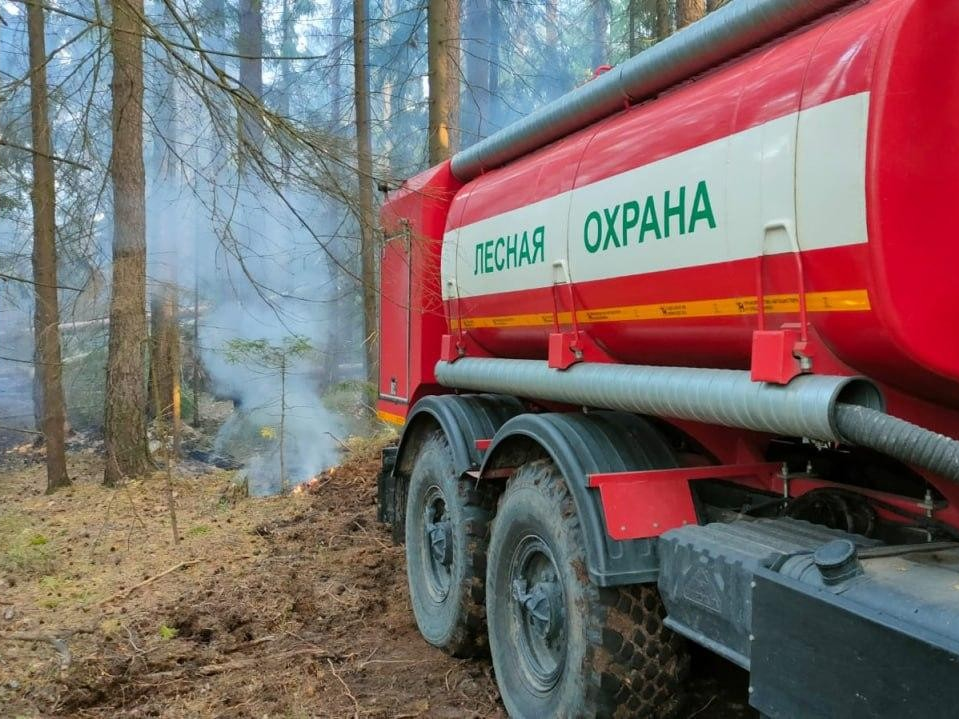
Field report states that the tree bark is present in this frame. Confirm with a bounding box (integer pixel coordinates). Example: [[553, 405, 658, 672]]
[[278, 0, 296, 119], [192, 272, 200, 427], [676, 0, 705, 28], [104, 0, 151, 486], [26, 0, 69, 494], [237, 0, 264, 159], [447, 0, 460, 155], [279, 355, 286, 493], [657, 0, 672, 41], [353, 0, 378, 388], [148, 1, 181, 453], [428, 0, 460, 163], [149, 290, 180, 441]]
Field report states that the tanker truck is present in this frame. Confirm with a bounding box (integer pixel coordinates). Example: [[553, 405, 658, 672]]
[[375, 0, 959, 716]]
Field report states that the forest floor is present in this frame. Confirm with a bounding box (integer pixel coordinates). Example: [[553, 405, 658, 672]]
[[0, 434, 754, 718]]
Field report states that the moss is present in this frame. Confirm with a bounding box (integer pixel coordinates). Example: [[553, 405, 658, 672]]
[[0, 513, 55, 578]]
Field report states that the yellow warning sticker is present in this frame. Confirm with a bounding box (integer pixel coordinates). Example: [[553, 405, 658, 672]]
[[450, 289, 869, 331]]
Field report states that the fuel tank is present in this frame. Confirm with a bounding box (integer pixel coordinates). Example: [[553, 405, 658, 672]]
[[440, 0, 959, 407]]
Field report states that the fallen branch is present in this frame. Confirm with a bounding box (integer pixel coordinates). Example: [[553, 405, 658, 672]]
[[0, 628, 93, 670], [95, 559, 200, 605], [223, 634, 277, 654], [328, 657, 360, 719], [202, 647, 346, 675], [324, 431, 350, 451], [145, 646, 348, 679], [0, 425, 43, 435]]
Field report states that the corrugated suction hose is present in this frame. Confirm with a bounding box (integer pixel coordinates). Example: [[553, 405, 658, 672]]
[[835, 404, 959, 484]]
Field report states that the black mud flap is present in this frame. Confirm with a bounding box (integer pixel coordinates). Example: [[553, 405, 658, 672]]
[[376, 446, 406, 544]]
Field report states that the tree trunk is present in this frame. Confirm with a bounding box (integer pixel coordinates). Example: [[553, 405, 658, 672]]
[[657, 0, 672, 41], [149, 289, 180, 443], [26, 0, 69, 494], [148, 2, 181, 453], [192, 271, 200, 427], [462, 0, 491, 147], [447, 0, 460, 155], [104, 0, 151, 486], [428, 0, 460, 163], [676, 0, 705, 28], [590, 0, 609, 70], [628, 0, 638, 56], [237, 0, 264, 158], [279, 355, 286, 493], [278, 0, 296, 119], [353, 0, 378, 389]]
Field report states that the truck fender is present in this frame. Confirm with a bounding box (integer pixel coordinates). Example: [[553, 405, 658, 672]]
[[380, 394, 524, 545], [394, 394, 525, 477], [479, 411, 679, 587]]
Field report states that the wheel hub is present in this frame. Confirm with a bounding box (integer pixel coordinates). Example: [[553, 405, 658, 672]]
[[427, 518, 453, 567], [512, 577, 564, 643], [508, 535, 567, 691], [421, 488, 453, 601]]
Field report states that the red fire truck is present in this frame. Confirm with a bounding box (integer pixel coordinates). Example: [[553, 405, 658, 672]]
[[376, 0, 959, 716]]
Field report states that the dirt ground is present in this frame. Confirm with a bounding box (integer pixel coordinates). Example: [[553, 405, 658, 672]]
[[0, 440, 754, 718]]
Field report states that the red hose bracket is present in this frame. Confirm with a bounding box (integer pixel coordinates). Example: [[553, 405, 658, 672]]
[[751, 327, 815, 384]]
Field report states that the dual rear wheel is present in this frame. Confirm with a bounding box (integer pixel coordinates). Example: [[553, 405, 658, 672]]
[[405, 435, 689, 717]]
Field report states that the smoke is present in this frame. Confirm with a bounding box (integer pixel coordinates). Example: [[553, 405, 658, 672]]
[[146, 155, 364, 495], [0, 0, 596, 470]]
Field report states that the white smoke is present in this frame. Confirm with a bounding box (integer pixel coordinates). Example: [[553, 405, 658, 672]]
[[186, 174, 359, 496]]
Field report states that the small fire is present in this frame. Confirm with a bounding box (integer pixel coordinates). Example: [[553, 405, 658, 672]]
[[291, 467, 334, 495]]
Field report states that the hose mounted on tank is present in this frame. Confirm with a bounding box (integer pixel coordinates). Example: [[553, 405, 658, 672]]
[[834, 405, 959, 484], [435, 358, 959, 485]]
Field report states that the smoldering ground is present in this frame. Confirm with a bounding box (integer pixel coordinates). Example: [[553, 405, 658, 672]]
[[148, 166, 365, 495]]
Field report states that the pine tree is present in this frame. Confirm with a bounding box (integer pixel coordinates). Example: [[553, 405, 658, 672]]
[[104, 0, 152, 486], [237, 0, 264, 158], [26, 0, 70, 493], [428, 0, 460, 163], [354, 0, 377, 387], [657, 0, 672, 41], [677, 0, 705, 28]]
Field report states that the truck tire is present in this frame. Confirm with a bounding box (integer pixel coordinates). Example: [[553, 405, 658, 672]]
[[487, 459, 689, 719], [405, 431, 494, 657]]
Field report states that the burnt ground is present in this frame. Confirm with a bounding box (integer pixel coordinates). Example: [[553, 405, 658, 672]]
[[0, 440, 754, 718]]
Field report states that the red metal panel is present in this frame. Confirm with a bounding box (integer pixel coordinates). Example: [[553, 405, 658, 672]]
[[439, 1, 959, 414], [590, 474, 697, 541], [866, 0, 959, 387], [379, 236, 410, 403], [378, 161, 463, 414], [588, 464, 781, 540]]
